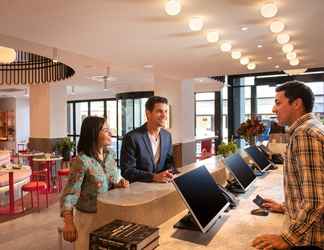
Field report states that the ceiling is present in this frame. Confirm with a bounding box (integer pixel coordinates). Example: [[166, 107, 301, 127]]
[[0, 0, 324, 95]]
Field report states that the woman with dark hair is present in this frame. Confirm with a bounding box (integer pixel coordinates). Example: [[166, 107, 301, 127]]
[[60, 116, 128, 250]]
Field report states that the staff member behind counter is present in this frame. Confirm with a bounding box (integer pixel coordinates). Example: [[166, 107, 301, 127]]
[[120, 96, 174, 183], [252, 81, 324, 250]]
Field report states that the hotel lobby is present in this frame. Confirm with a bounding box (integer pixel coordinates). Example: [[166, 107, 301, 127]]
[[0, 1, 323, 249]]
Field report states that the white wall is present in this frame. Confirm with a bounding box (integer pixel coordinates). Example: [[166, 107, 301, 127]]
[[15, 97, 29, 143]]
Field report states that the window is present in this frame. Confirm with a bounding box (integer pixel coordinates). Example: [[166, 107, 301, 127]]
[[195, 92, 215, 137]]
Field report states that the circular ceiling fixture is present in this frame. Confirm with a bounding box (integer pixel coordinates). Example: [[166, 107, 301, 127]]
[[286, 52, 297, 60], [282, 43, 294, 54], [206, 31, 219, 43], [0, 46, 17, 64], [247, 62, 256, 70], [231, 51, 242, 59], [220, 42, 232, 52], [270, 21, 285, 33], [165, 0, 181, 16], [260, 3, 278, 18], [289, 58, 299, 66], [189, 16, 204, 31], [0, 50, 74, 85], [277, 33, 290, 44], [240, 57, 250, 65]]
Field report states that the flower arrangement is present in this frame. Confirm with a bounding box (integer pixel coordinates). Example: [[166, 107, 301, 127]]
[[217, 139, 237, 157], [236, 117, 265, 145]]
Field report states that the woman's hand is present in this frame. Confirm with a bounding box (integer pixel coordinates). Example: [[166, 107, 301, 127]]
[[63, 213, 78, 242], [115, 178, 129, 188]]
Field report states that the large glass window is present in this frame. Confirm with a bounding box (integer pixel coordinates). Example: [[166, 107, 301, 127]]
[[195, 92, 215, 138]]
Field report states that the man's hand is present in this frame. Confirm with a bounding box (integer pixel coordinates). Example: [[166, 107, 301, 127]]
[[153, 170, 173, 183], [252, 234, 289, 250], [262, 198, 285, 213]]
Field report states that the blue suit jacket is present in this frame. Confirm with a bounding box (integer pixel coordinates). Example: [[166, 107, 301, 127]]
[[120, 124, 173, 182]]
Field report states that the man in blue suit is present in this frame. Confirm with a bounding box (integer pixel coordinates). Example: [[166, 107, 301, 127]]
[[120, 96, 174, 183]]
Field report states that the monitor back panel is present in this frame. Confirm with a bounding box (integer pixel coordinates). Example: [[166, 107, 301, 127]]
[[172, 166, 229, 232], [245, 146, 272, 171], [224, 154, 256, 190]]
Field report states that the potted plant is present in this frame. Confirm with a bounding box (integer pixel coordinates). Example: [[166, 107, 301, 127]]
[[56, 137, 75, 161], [217, 139, 237, 157], [236, 117, 265, 145]]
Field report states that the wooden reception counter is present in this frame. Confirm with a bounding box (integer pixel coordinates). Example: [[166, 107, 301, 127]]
[[96, 156, 227, 228]]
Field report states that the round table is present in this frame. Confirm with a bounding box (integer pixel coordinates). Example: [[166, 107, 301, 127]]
[[18, 152, 44, 166], [0, 165, 31, 214]]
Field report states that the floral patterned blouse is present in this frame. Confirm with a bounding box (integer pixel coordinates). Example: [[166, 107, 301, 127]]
[[60, 150, 122, 214]]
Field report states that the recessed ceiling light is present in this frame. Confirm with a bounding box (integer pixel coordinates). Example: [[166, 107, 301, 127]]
[[267, 56, 273, 60], [282, 43, 294, 54], [220, 42, 232, 52], [275, 65, 280, 69], [241, 27, 248, 31], [276, 33, 290, 44], [286, 52, 297, 60], [231, 51, 242, 59], [247, 62, 256, 70], [206, 31, 220, 43], [257, 44, 263, 48], [260, 3, 278, 18], [270, 21, 285, 33], [165, 0, 181, 16], [144, 64, 153, 69], [189, 17, 204, 31], [0, 46, 16, 64], [289, 58, 299, 66], [240, 57, 250, 65]]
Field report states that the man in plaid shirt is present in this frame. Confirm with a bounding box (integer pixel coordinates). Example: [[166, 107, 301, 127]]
[[252, 81, 324, 250]]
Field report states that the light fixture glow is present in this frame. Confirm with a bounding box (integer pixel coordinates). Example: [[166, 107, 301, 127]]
[[220, 42, 232, 52], [206, 31, 220, 43], [275, 65, 280, 69], [241, 27, 248, 31], [247, 62, 256, 70], [52, 48, 59, 63], [0, 46, 16, 64], [260, 3, 278, 18], [289, 58, 299, 66], [270, 21, 285, 33], [286, 52, 297, 60], [231, 51, 242, 59], [165, 0, 181, 16], [267, 56, 273, 60], [189, 16, 204, 31], [282, 43, 294, 54], [276, 33, 290, 44], [240, 56, 250, 65], [257, 44, 263, 48]]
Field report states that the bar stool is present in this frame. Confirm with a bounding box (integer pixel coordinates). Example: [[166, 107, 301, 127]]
[[57, 160, 71, 192]]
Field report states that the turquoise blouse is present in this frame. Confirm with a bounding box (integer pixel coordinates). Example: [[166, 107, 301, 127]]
[[60, 150, 122, 214]]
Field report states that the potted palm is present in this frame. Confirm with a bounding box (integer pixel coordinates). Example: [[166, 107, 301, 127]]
[[56, 137, 75, 161]]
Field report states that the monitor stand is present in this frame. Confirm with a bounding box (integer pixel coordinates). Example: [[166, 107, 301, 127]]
[[173, 212, 200, 231], [267, 164, 278, 170], [250, 164, 263, 177], [225, 180, 245, 194]]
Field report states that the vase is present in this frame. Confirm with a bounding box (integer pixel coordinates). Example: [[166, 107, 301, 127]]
[[247, 136, 256, 146]]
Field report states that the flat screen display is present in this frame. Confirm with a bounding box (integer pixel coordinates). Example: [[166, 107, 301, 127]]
[[224, 154, 256, 191], [172, 165, 229, 233], [245, 146, 272, 172]]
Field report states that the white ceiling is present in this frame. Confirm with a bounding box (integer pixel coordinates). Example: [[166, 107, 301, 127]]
[[0, 0, 324, 95]]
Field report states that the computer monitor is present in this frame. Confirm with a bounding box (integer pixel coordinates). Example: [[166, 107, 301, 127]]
[[224, 153, 256, 192], [245, 146, 273, 172], [172, 165, 230, 233]]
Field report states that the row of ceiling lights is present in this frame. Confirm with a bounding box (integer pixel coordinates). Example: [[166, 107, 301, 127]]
[[260, 2, 300, 66], [165, 0, 257, 71]]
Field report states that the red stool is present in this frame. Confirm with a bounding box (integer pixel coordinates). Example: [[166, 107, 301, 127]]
[[57, 160, 71, 192], [21, 169, 49, 211]]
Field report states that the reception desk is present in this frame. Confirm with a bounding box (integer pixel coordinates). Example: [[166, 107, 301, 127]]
[[92, 157, 284, 250], [96, 156, 227, 228]]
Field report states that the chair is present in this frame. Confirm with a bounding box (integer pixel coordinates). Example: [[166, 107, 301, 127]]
[[57, 160, 71, 192], [21, 169, 49, 211]]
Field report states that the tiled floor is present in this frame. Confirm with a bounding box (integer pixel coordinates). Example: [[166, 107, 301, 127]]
[[0, 202, 73, 250]]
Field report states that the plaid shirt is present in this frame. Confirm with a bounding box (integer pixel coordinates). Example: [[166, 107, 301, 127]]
[[281, 113, 324, 248]]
